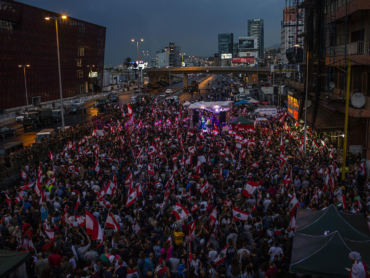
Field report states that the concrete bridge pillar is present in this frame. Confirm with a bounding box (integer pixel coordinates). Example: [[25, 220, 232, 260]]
[[184, 74, 188, 88], [149, 75, 159, 84]]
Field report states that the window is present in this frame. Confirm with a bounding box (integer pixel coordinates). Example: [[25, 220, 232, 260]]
[[79, 47, 84, 56], [76, 59, 82, 67], [77, 70, 83, 78]]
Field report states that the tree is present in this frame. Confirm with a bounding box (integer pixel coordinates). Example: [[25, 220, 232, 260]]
[[124, 57, 132, 87]]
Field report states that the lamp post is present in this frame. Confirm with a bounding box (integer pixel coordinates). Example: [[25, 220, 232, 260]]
[[87, 65, 95, 94], [132, 39, 144, 106], [18, 65, 30, 111], [45, 15, 67, 132], [143, 51, 149, 63]]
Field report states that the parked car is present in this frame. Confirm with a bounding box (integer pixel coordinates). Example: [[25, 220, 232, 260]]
[[165, 89, 173, 94], [69, 105, 78, 113], [52, 109, 64, 121], [0, 126, 15, 139], [73, 100, 85, 107]]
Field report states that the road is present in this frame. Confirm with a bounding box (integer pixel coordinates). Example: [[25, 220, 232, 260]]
[[0, 74, 223, 147]]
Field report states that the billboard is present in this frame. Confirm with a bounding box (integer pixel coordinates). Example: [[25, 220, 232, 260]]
[[89, 72, 98, 78], [232, 57, 255, 63], [239, 37, 258, 50], [287, 95, 300, 121], [221, 53, 232, 59]]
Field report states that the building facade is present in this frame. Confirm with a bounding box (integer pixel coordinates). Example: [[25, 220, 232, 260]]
[[155, 42, 181, 68], [155, 50, 169, 68], [280, 5, 304, 64], [248, 19, 264, 59], [0, 0, 106, 110], [218, 33, 234, 63]]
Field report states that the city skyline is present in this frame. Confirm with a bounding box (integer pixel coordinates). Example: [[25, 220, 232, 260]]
[[17, 0, 285, 65]]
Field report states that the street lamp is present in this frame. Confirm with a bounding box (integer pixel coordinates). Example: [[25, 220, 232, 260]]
[[142, 51, 149, 63], [132, 39, 144, 106], [87, 65, 95, 94], [18, 65, 30, 111], [45, 15, 67, 132]]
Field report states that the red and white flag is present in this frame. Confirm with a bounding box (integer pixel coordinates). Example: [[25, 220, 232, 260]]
[[74, 193, 81, 211], [5, 194, 12, 209], [85, 210, 103, 241], [126, 189, 137, 207], [45, 230, 55, 242], [106, 212, 120, 232], [232, 207, 249, 221], [127, 104, 133, 117], [39, 190, 46, 206], [215, 245, 228, 266], [76, 215, 86, 226], [49, 151, 53, 161], [209, 207, 217, 227], [131, 221, 141, 240], [289, 194, 299, 213], [242, 181, 259, 197], [21, 170, 28, 180], [126, 269, 139, 278], [235, 134, 243, 141], [94, 161, 100, 173], [289, 215, 297, 231], [171, 202, 189, 220], [211, 130, 219, 136], [200, 180, 210, 195], [148, 163, 155, 175]]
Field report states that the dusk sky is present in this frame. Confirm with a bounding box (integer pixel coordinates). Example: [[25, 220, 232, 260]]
[[18, 0, 285, 65]]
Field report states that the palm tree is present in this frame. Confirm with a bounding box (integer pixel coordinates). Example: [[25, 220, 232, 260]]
[[124, 57, 132, 88]]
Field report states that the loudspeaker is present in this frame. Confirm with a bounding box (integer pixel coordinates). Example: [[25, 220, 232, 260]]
[[220, 111, 226, 123], [193, 110, 199, 123]]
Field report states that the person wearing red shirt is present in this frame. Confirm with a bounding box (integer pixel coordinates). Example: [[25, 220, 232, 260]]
[[49, 248, 63, 268], [265, 261, 278, 277], [42, 239, 53, 253]]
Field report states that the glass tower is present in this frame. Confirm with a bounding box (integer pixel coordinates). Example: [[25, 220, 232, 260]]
[[218, 33, 234, 62], [248, 19, 264, 58]]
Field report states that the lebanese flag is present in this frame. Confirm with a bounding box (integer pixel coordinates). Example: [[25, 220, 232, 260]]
[[171, 202, 189, 220], [187, 131, 194, 137], [74, 194, 81, 211], [211, 130, 219, 136], [148, 163, 155, 175], [215, 245, 228, 266], [240, 139, 249, 145], [191, 203, 199, 212], [232, 207, 249, 221], [85, 210, 103, 241], [5, 194, 12, 209], [359, 162, 366, 176], [274, 227, 284, 235], [312, 140, 319, 149], [46, 176, 56, 186], [200, 180, 210, 195], [93, 161, 100, 173], [279, 153, 287, 162], [105, 180, 117, 196], [34, 176, 42, 197], [126, 188, 137, 207], [289, 194, 299, 213], [185, 155, 193, 165], [126, 269, 139, 278], [127, 104, 133, 116], [280, 134, 284, 153], [223, 200, 232, 207], [235, 134, 243, 141], [106, 212, 120, 232], [21, 170, 28, 180], [242, 181, 259, 197], [173, 153, 179, 162], [131, 221, 141, 240], [76, 215, 86, 226], [45, 229, 55, 242], [20, 182, 34, 191], [136, 184, 143, 197], [209, 207, 217, 227], [250, 161, 259, 168], [336, 194, 347, 209], [196, 161, 202, 175], [39, 190, 46, 206], [289, 215, 297, 231], [49, 151, 53, 161]]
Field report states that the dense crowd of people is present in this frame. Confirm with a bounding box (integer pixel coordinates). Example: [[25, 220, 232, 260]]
[[1, 95, 369, 278]]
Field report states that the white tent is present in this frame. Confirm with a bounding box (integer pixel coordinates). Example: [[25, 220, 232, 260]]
[[183, 101, 191, 107], [188, 101, 233, 110], [248, 98, 259, 103]]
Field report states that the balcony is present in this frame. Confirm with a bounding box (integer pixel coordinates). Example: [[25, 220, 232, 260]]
[[325, 41, 370, 65], [326, 0, 370, 22]]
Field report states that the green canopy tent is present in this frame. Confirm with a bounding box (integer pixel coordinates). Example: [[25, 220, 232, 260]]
[[229, 116, 255, 130], [291, 232, 370, 278], [296, 205, 370, 241], [291, 205, 370, 277], [0, 250, 30, 278]]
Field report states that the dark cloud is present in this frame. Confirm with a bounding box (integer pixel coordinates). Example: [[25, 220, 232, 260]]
[[17, 0, 284, 65]]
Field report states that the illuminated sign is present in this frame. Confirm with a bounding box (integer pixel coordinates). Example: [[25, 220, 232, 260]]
[[232, 57, 255, 63], [89, 72, 98, 78], [287, 95, 300, 121], [182, 62, 185, 66], [221, 53, 232, 59]]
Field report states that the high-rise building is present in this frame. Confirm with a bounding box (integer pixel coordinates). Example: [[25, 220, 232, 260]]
[[280, 4, 304, 64], [233, 43, 239, 58], [0, 0, 106, 110], [218, 33, 234, 62], [155, 42, 181, 68], [248, 19, 264, 59]]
